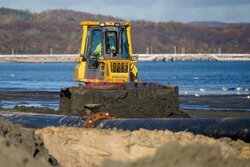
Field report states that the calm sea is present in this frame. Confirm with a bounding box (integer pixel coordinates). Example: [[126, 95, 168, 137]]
[[0, 61, 249, 109], [0, 61, 249, 95]]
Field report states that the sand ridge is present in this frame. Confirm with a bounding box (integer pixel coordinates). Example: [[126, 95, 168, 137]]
[[103, 142, 250, 167], [0, 137, 51, 167], [0, 118, 59, 166], [36, 126, 250, 167]]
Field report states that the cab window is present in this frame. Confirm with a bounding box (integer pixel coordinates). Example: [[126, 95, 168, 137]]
[[89, 30, 101, 68], [122, 29, 129, 58], [91, 30, 102, 56], [105, 31, 117, 55]]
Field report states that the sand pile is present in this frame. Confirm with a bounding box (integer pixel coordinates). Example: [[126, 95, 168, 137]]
[[0, 137, 51, 167], [0, 119, 58, 166], [103, 142, 250, 167], [36, 127, 250, 167]]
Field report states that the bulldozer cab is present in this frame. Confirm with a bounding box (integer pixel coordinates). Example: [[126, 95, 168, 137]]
[[88, 25, 130, 68], [74, 21, 139, 83]]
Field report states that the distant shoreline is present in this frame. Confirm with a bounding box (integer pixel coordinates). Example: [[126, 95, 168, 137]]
[[0, 54, 78, 63], [1, 53, 250, 62]]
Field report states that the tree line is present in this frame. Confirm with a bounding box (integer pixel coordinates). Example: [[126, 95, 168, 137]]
[[0, 7, 249, 54]]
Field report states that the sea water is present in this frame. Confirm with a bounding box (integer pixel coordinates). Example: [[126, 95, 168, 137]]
[[0, 61, 249, 109], [0, 61, 249, 95], [137, 60, 250, 95]]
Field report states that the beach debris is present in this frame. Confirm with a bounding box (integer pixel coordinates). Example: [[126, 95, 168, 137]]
[[222, 87, 228, 91], [236, 87, 243, 91], [184, 91, 188, 95], [194, 77, 199, 80], [10, 74, 15, 77], [200, 88, 206, 92], [195, 93, 200, 97]]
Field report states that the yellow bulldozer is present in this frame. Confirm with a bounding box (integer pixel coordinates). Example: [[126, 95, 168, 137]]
[[73, 21, 140, 85], [59, 21, 180, 121], [1, 21, 248, 144]]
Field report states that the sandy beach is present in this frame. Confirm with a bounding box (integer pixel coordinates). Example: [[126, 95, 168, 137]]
[[0, 118, 250, 167], [0, 90, 250, 167]]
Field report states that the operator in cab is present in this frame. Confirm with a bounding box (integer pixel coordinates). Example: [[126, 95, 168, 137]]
[[90, 31, 117, 68], [94, 31, 117, 56]]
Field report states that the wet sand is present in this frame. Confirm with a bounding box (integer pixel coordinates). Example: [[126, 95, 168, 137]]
[[180, 94, 250, 118], [180, 94, 250, 111], [1, 91, 249, 118], [0, 91, 59, 111]]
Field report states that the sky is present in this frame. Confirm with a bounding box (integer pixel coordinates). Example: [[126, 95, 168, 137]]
[[0, 0, 250, 23]]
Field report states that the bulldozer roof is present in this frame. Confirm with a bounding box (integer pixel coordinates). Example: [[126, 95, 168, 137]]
[[80, 21, 131, 27]]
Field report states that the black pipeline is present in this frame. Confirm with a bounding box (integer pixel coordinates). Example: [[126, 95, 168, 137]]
[[98, 118, 250, 142], [0, 111, 249, 142], [0, 111, 83, 128]]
